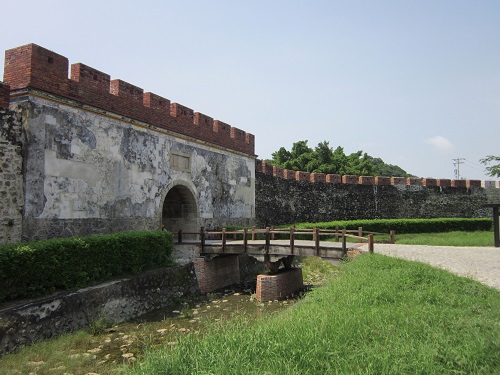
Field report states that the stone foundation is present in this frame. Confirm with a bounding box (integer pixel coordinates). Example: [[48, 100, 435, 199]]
[[256, 268, 304, 302], [0, 265, 200, 356]]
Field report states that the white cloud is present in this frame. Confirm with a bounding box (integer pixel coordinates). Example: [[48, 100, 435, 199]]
[[425, 136, 455, 152]]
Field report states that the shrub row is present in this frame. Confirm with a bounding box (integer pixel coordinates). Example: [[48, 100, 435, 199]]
[[0, 230, 173, 303], [290, 218, 492, 234]]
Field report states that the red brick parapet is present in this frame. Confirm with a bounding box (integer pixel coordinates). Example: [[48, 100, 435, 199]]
[[326, 174, 342, 184], [391, 177, 406, 185], [3, 43, 255, 156], [375, 176, 391, 185], [255, 159, 495, 189], [422, 178, 437, 187], [342, 175, 358, 184], [295, 171, 310, 181], [466, 180, 481, 188], [273, 166, 284, 179], [359, 176, 374, 185], [437, 179, 452, 187], [310, 173, 326, 183], [407, 177, 422, 186], [452, 180, 467, 187]]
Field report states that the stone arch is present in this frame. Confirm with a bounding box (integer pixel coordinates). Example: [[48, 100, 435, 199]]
[[160, 180, 200, 238]]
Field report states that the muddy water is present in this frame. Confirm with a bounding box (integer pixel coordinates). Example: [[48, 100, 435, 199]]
[[85, 288, 300, 367]]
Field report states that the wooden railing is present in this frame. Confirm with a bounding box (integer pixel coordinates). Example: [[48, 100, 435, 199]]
[[174, 226, 396, 255]]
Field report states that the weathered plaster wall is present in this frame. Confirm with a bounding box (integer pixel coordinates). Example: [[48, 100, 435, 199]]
[[256, 172, 489, 226], [17, 94, 255, 241], [0, 105, 24, 243]]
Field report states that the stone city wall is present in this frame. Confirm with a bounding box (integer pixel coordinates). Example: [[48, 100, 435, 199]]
[[256, 160, 495, 226], [0, 103, 24, 244]]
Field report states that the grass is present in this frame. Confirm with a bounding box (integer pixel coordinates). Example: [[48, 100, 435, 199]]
[[128, 254, 500, 374], [394, 230, 495, 247], [0, 330, 125, 374]]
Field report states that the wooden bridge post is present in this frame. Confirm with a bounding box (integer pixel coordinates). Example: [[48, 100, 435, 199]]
[[369, 234, 374, 253], [243, 228, 248, 253], [200, 227, 205, 253], [252, 226, 255, 241], [390, 230, 395, 244], [358, 227, 363, 237], [335, 226, 339, 242], [177, 229, 182, 244], [222, 228, 226, 253], [290, 226, 295, 255], [342, 229, 347, 256], [315, 227, 320, 255], [265, 227, 270, 254], [271, 226, 275, 240]]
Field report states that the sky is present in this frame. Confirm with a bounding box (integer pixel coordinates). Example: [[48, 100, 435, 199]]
[[1, 0, 498, 180]]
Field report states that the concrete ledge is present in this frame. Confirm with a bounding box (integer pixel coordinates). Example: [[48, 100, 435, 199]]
[[256, 268, 303, 302]]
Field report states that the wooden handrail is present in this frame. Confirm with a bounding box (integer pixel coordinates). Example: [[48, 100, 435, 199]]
[[175, 225, 395, 253]]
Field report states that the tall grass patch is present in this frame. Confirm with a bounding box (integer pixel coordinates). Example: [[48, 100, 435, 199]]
[[129, 255, 500, 374]]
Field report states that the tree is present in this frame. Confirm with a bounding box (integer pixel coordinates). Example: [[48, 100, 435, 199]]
[[266, 140, 413, 177], [480, 155, 500, 178]]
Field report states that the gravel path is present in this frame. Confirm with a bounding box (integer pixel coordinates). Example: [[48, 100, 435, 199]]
[[357, 243, 500, 290]]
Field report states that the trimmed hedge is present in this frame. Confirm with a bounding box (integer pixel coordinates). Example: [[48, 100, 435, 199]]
[[289, 218, 492, 234], [0, 230, 173, 303]]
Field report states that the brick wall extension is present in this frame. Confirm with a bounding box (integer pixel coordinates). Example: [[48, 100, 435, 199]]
[[256, 268, 303, 301], [3, 44, 254, 156], [0, 107, 23, 244]]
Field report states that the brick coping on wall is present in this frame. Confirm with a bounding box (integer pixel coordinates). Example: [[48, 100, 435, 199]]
[[1, 44, 255, 156], [256, 159, 499, 188]]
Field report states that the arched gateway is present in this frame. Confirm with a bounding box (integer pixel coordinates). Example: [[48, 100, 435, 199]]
[[161, 183, 199, 239]]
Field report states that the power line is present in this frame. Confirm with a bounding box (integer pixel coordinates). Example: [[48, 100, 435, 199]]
[[464, 158, 484, 168]]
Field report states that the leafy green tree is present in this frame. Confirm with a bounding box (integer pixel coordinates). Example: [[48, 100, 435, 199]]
[[480, 155, 500, 178], [267, 140, 412, 177]]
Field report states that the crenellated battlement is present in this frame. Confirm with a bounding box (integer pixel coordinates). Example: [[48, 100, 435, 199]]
[[2, 44, 255, 155], [256, 159, 499, 189]]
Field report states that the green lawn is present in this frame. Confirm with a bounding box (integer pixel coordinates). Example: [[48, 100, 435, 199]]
[[128, 254, 500, 374], [394, 230, 495, 247]]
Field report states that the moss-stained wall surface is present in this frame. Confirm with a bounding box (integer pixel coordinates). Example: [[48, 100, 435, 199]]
[[256, 172, 489, 226], [10, 94, 255, 242], [0, 106, 24, 243]]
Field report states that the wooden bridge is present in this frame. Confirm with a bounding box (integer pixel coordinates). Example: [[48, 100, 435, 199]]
[[175, 226, 394, 272]]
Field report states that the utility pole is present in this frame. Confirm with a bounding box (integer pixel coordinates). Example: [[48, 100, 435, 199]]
[[453, 158, 465, 179]]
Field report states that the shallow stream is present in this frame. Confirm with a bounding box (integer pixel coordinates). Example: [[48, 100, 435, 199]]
[[78, 288, 299, 368]]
